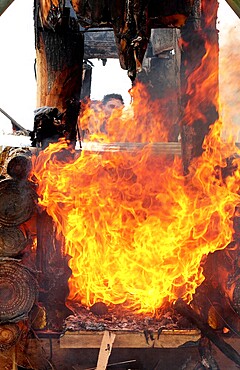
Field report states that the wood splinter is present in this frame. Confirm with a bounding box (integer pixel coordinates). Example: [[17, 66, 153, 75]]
[[96, 330, 116, 370]]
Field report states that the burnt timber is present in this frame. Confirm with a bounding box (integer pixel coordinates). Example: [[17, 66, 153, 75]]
[[34, 0, 196, 145], [1, 1, 238, 369]]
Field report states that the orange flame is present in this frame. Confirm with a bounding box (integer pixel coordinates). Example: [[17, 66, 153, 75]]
[[79, 82, 170, 143], [32, 0, 240, 314], [32, 105, 240, 315]]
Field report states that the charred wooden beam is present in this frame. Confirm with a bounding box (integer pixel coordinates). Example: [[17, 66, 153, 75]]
[[180, 0, 219, 173], [35, 1, 84, 147], [71, 0, 195, 80], [80, 61, 93, 101], [136, 28, 182, 141], [83, 29, 118, 59], [36, 210, 72, 330], [175, 298, 240, 367]]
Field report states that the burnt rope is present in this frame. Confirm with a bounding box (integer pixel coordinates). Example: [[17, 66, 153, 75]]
[[174, 298, 240, 367]]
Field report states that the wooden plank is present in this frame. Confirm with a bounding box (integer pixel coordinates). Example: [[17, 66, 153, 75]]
[[84, 29, 118, 59], [96, 330, 116, 370], [80, 142, 182, 156], [60, 329, 201, 349]]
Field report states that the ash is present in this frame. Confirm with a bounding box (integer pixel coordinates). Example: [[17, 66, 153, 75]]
[[63, 301, 194, 333]]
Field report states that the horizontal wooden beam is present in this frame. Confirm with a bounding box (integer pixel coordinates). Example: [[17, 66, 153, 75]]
[[60, 329, 200, 349], [83, 29, 118, 59], [80, 142, 182, 156]]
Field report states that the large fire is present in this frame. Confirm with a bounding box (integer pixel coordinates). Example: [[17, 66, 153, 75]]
[[32, 1, 240, 315], [32, 92, 240, 315]]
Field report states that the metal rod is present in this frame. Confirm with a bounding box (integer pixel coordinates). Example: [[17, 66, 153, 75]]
[[84, 359, 137, 370], [0, 108, 29, 136]]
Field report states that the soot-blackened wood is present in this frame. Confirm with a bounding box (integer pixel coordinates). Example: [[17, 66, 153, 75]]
[[36, 210, 72, 330], [175, 299, 240, 367], [80, 61, 92, 101], [72, 0, 194, 80], [136, 28, 182, 142], [180, 0, 219, 174], [83, 29, 118, 59], [35, 1, 84, 145]]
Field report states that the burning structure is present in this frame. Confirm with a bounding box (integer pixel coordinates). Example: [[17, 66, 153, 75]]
[[1, 0, 240, 369]]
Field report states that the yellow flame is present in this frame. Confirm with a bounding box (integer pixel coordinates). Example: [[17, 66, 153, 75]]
[[32, 114, 240, 314]]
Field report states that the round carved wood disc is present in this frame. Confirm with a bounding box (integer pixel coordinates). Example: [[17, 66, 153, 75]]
[[0, 226, 28, 257], [0, 261, 38, 323], [0, 323, 20, 350], [7, 155, 32, 180], [0, 179, 36, 226]]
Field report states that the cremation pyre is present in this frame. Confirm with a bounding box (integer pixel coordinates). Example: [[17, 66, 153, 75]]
[[1, 0, 240, 369]]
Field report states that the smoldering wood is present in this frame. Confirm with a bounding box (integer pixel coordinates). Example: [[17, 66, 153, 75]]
[[175, 298, 240, 367], [0, 179, 36, 227], [0, 261, 38, 323], [63, 299, 196, 334]]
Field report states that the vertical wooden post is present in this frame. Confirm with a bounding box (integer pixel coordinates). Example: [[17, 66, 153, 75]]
[[35, 1, 84, 144], [136, 28, 182, 141], [180, 0, 219, 173], [34, 1, 83, 328]]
